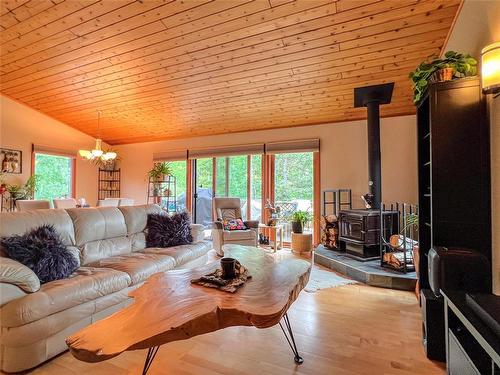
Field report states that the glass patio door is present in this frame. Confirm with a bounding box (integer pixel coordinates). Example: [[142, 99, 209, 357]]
[[214, 155, 248, 220], [273, 152, 314, 242], [213, 154, 262, 221], [193, 158, 214, 226]]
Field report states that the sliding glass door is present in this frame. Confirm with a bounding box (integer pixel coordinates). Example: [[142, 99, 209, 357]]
[[193, 154, 263, 224], [250, 154, 262, 222], [189, 149, 316, 243], [167, 160, 187, 212], [274, 152, 314, 242], [193, 158, 214, 226]]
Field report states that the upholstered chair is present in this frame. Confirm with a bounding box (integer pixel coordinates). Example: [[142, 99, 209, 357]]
[[97, 198, 120, 207], [52, 198, 77, 209], [16, 200, 50, 211], [117, 198, 134, 206], [212, 197, 259, 256]]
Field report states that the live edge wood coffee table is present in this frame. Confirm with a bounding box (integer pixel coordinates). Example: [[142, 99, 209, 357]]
[[66, 245, 311, 374]]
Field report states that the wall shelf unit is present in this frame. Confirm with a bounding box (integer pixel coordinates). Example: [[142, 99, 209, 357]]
[[416, 77, 491, 361], [98, 169, 121, 200], [417, 77, 491, 289]]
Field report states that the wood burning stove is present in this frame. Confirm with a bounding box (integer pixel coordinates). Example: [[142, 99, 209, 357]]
[[339, 209, 398, 259]]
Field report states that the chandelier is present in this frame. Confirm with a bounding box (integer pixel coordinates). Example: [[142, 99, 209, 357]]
[[78, 111, 117, 161]]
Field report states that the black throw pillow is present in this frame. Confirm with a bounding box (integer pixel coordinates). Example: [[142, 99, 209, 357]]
[[146, 212, 193, 248], [1, 225, 79, 283]]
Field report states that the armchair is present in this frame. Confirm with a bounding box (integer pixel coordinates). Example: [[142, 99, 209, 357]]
[[212, 197, 259, 256]]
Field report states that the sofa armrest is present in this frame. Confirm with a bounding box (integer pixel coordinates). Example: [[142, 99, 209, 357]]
[[0, 257, 40, 293], [0, 283, 27, 306], [190, 224, 205, 243], [244, 220, 260, 229], [212, 221, 223, 230]]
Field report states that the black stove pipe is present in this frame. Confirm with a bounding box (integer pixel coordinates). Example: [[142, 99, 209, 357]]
[[366, 99, 382, 209], [353, 82, 394, 211]]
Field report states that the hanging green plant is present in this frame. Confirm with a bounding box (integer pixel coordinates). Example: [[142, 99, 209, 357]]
[[147, 162, 173, 181], [409, 51, 477, 104]]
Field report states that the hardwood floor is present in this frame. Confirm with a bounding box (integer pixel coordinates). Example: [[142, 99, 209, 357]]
[[19, 251, 445, 375]]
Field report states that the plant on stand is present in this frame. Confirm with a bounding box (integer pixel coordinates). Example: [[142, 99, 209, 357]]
[[147, 162, 173, 203], [6, 174, 39, 201], [409, 51, 477, 104], [290, 210, 311, 234], [147, 162, 173, 182]]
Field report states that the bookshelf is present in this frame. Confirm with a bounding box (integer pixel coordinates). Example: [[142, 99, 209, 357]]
[[98, 169, 120, 200]]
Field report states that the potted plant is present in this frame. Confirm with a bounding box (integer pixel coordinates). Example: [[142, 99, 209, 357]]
[[409, 51, 477, 104], [290, 210, 311, 234], [6, 184, 25, 200], [6, 174, 39, 200], [23, 174, 38, 199], [147, 162, 173, 182]]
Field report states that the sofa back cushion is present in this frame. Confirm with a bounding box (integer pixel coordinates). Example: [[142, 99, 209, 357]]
[[119, 204, 162, 235], [0, 209, 75, 248], [119, 204, 162, 251], [65, 207, 130, 265], [66, 207, 127, 246]]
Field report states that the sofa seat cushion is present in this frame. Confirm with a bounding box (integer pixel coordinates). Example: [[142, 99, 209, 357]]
[[222, 229, 256, 241], [0, 267, 131, 328], [143, 240, 211, 267], [89, 253, 176, 285]]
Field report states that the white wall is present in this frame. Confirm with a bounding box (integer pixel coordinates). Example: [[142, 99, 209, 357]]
[[115, 115, 418, 209], [443, 0, 500, 295], [0, 95, 101, 205]]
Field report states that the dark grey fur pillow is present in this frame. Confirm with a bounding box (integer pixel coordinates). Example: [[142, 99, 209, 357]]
[[1, 225, 79, 283], [146, 212, 193, 248]]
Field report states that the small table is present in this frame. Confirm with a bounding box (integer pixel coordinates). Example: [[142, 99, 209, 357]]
[[258, 224, 284, 252], [291, 232, 313, 254], [66, 246, 311, 374]]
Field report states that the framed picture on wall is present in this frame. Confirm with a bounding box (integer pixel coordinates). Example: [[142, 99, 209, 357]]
[[0, 148, 22, 174]]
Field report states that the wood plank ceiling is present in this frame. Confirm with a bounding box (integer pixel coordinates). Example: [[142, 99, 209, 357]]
[[0, 0, 461, 145]]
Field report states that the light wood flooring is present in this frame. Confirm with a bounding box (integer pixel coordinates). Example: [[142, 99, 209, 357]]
[[14, 250, 445, 375]]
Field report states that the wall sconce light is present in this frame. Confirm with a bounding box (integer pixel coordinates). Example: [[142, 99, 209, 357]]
[[481, 42, 500, 96]]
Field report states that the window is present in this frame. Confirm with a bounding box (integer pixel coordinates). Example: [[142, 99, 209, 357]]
[[34, 153, 74, 201], [187, 140, 318, 243], [194, 158, 214, 226], [215, 157, 227, 197], [250, 154, 262, 221], [228, 155, 248, 220], [274, 152, 314, 241], [167, 160, 187, 212]]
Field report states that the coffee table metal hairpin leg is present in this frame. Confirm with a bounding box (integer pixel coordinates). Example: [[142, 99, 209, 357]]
[[279, 313, 304, 364], [142, 346, 160, 375]]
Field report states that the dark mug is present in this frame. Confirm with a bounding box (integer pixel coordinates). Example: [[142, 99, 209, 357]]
[[220, 257, 237, 279]]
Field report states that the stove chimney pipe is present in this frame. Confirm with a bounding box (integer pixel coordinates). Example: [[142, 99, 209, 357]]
[[354, 83, 394, 210]]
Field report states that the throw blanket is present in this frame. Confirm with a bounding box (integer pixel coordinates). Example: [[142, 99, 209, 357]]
[[191, 262, 251, 293]]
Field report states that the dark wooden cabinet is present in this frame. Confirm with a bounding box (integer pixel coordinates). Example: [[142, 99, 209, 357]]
[[98, 169, 121, 200], [417, 77, 491, 289]]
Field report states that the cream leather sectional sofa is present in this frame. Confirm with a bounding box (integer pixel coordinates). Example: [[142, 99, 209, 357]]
[[0, 204, 211, 373]]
